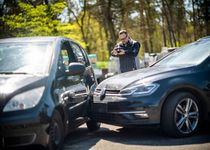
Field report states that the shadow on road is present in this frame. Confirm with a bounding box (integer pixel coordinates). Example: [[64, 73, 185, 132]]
[[6, 123, 210, 150], [63, 123, 210, 150]]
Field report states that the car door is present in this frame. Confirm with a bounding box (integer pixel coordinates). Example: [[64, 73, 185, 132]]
[[54, 40, 88, 123]]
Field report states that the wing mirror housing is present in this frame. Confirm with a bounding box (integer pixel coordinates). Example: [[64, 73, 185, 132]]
[[66, 62, 85, 76]]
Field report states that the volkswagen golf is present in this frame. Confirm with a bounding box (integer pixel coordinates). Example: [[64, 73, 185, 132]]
[[91, 36, 210, 137]]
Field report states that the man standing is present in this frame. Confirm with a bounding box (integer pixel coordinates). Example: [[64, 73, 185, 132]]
[[111, 30, 141, 73]]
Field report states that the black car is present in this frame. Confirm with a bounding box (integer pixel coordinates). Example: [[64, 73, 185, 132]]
[[91, 36, 210, 137], [0, 37, 100, 149]]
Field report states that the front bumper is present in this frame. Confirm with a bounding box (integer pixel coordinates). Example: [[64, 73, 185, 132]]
[[0, 123, 49, 148], [0, 105, 52, 149], [90, 95, 161, 126]]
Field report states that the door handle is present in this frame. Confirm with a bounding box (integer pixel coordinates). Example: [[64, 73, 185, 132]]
[[68, 90, 76, 98], [61, 90, 75, 100], [75, 93, 88, 98]]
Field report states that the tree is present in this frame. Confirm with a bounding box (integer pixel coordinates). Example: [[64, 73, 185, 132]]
[[1, 0, 210, 62], [1, 2, 66, 37]]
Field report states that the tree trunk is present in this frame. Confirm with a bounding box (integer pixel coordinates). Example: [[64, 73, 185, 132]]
[[100, 0, 117, 52], [204, 0, 210, 35], [139, 1, 149, 53], [164, 0, 177, 47], [162, 15, 167, 46], [192, 0, 197, 40], [161, 0, 173, 47]]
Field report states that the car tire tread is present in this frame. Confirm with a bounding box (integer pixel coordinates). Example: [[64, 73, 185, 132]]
[[86, 119, 101, 132], [47, 110, 64, 150]]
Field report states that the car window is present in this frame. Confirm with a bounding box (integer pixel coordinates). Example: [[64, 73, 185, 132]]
[[80, 47, 90, 66], [57, 42, 74, 76], [154, 40, 210, 67], [0, 41, 52, 74], [70, 42, 88, 66]]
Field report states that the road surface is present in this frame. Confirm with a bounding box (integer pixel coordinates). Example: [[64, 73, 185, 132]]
[[63, 123, 210, 150]]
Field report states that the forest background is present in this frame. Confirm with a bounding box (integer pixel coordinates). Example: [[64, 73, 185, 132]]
[[0, 0, 210, 67]]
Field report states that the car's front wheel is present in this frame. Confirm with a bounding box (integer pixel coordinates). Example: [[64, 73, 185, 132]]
[[161, 92, 200, 137], [47, 110, 64, 150]]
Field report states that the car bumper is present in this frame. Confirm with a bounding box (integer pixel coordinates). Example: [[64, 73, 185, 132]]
[[0, 106, 52, 148], [0, 123, 49, 148], [90, 96, 161, 126]]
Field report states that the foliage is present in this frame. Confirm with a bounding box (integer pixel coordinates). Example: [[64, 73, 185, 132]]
[[1, 2, 66, 36], [0, 0, 210, 62], [96, 61, 108, 69], [0, 1, 109, 60]]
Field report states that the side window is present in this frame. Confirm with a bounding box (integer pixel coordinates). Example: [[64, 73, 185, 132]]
[[61, 49, 69, 70], [71, 42, 88, 66], [80, 47, 91, 66], [57, 42, 71, 76]]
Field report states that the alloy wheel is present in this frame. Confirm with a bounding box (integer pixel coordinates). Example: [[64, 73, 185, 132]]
[[175, 98, 199, 134]]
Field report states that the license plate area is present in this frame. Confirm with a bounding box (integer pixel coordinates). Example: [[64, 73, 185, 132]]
[[92, 103, 107, 112]]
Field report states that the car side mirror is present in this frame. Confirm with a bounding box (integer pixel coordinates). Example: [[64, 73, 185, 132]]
[[66, 62, 85, 76]]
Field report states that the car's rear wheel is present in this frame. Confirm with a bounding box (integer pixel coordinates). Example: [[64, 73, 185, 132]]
[[47, 111, 64, 150], [161, 92, 200, 137], [86, 119, 101, 132]]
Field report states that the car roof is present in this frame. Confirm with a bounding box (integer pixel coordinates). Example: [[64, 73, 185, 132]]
[[0, 36, 68, 43], [197, 36, 210, 41]]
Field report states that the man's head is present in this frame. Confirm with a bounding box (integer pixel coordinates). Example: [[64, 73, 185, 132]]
[[119, 30, 129, 44]]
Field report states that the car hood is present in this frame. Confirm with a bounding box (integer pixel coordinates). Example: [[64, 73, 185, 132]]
[[97, 66, 194, 91], [0, 75, 48, 110]]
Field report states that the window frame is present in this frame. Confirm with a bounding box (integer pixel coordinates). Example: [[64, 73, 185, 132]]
[[70, 41, 90, 67], [56, 40, 77, 77]]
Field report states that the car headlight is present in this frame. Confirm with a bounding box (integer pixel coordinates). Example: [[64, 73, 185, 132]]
[[3, 87, 45, 112], [120, 83, 159, 97]]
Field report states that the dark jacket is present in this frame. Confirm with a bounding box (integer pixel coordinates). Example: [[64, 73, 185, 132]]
[[114, 39, 140, 73]]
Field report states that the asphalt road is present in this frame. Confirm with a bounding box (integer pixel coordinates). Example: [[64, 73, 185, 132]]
[[63, 123, 210, 150]]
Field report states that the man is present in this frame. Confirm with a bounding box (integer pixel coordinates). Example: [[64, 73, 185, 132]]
[[111, 30, 140, 73]]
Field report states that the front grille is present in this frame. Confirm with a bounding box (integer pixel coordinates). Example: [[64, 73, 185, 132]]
[[91, 101, 133, 112], [95, 89, 101, 93], [95, 89, 120, 95], [3, 134, 36, 147], [0, 125, 27, 130], [0, 123, 38, 130], [106, 90, 120, 95]]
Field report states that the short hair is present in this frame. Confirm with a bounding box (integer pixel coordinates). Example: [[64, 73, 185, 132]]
[[119, 30, 128, 36]]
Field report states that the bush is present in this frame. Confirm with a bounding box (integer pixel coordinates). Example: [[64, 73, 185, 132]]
[[96, 61, 108, 69]]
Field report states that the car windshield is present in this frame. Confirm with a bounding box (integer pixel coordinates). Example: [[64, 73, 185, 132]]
[[0, 41, 52, 74], [154, 39, 210, 67]]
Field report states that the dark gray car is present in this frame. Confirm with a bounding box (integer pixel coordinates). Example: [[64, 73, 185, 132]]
[[0, 37, 100, 150], [91, 36, 210, 137]]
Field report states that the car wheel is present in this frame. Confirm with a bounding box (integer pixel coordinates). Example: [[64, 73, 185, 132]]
[[47, 111, 64, 150], [161, 92, 200, 137], [86, 119, 101, 132]]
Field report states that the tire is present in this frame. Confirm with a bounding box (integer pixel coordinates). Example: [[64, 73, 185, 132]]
[[161, 92, 200, 137], [86, 119, 101, 132], [47, 111, 64, 150]]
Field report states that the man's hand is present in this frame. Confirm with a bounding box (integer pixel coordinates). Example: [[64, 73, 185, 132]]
[[111, 49, 118, 56], [117, 49, 125, 55], [111, 49, 125, 56]]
